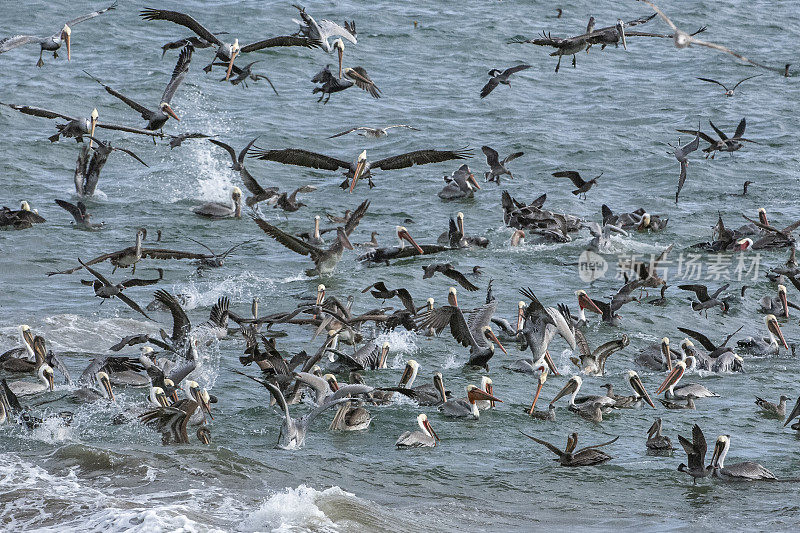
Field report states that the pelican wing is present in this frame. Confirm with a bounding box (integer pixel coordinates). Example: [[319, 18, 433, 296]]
[[252, 217, 323, 259], [519, 431, 564, 457], [691, 38, 774, 71], [467, 301, 497, 334], [344, 67, 381, 97], [95, 122, 165, 138], [0, 35, 40, 53], [208, 139, 238, 167], [55, 199, 86, 224], [545, 306, 576, 349], [373, 148, 473, 171], [248, 147, 350, 171], [116, 292, 153, 321], [240, 36, 320, 53], [317, 19, 357, 43], [67, 1, 118, 27], [479, 78, 500, 98], [139, 8, 221, 46], [240, 167, 276, 198], [78, 258, 112, 286], [162, 43, 192, 105], [677, 327, 717, 352], [1, 103, 78, 122], [441, 266, 478, 291], [154, 289, 191, 345], [678, 284, 710, 301], [343, 199, 370, 236]]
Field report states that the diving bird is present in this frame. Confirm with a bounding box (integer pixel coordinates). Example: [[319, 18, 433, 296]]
[[249, 145, 472, 192], [697, 75, 762, 96], [396, 413, 439, 448], [481, 146, 523, 184], [140, 8, 320, 80], [677, 118, 755, 159], [669, 131, 700, 203], [194, 187, 242, 219], [438, 164, 481, 200], [73, 137, 149, 197], [311, 60, 381, 104], [708, 435, 777, 481], [252, 199, 368, 276], [328, 125, 419, 139], [292, 5, 357, 53], [479, 64, 531, 98], [677, 424, 710, 483], [208, 138, 279, 207], [520, 431, 619, 467], [552, 170, 602, 199], [0, 2, 117, 67], [518, 287, 577, 375], [54, 199, 103, 230], [78, 258, 157, 320], [84, 43, 192, 131]]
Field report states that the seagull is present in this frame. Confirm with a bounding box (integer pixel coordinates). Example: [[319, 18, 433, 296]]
[[480, 65, 531, 98], [482, 146, 523, 184], [697, 75, 762, 96], [54, 199, 103, 230], [552, 170, 602, 199], [328, 125, 419, 139]]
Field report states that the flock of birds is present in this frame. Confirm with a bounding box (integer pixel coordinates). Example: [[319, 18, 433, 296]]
[[0, 1, 798, 487]]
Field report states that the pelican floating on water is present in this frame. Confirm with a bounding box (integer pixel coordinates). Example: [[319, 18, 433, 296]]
[[709, 435, 777, 481], [396, 413, 439, 448]]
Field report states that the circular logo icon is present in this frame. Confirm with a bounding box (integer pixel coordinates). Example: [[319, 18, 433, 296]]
[[578, 250, 608, 283]]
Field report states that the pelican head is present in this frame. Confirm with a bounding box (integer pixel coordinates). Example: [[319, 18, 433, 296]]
[[627, 370, 655, 408], [709, 434, 731, 468], [186, 380, 213, 420], [480, 376, 496, 408], [349, 150, 368, 193], [225, 39, 240, 81], [466, 384, 502, 405], [399, 359, 419, 388], [550, 375, 582, 406], [516, 300, 527, 332], [456, 212, 465, 235], [638, 213, 651, 230], [758, 207, 768, 226], [396, 226, 423, 254], [231, 186, 242, 200], [163, 378, 179, 403], [151, 386, 169, 407], [576, 290, 602, 314], [765, 314, 788, 349], [197, 426, 211, 445], [38, 364, 55, 392], [482, 326, 507, 354], [778, 285, 789, 317], [139, 346, 155, 365], [159, 101, 180, 121], [62, 24, 72, 61], [378, 342, 391, 368], [316, 284, 326, 306], [324, 373, 339, 392], [510, 229, 525, 246], [736, 237, 755, 251], [656, 360, 686, 395], [19, 325, 34, 357], [20, 201, 31, 211], [615, 19, 627, 50], [426, 297, 434, 310], [333, 38, 345, 78], [96, 371, 115, 401], [447, 286, 458, 307], [417, 413, 439, 443]]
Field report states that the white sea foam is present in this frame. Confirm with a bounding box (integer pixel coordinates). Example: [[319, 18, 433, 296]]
[[241, 485, 355, 533]]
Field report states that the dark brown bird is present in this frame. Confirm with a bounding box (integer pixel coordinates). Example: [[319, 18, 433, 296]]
[[479, 65, 531, 98], [422, 263, 479, 291], [520, 431, 619, 466], [552, 170, 602, 199]]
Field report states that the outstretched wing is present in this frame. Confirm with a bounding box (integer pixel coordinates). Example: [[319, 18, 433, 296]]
[[248, 147, 350, 171], [373, 148, 473, 171], [481, 146, 500, 166], [552, 171, 586, 188], [0, 36, 40, 53], [162, 43, 192, 105], [67, 1, 118, 27], [139, 8, 221, 45], [240, 36, 320, 53], [252, 217, 322, 259]]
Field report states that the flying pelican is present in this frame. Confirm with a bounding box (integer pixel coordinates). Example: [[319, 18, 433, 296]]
[[638, 0, 783, 73], [697, 74, 762, 96], [677, 424, 710, 483], [415, 287, 507, 369], [655, 358, 719, 400], [438, 384, 502, 419], [84, 43, 192, 130], [140, 8, 320, 80], [234, 370, 353, 450], [249, 145, 472, 192], [570, 333, 629, 377], [395, 413, 439, 448], [292, 5, 357, 53], [328, 125, 420, 139], [421, 263, 479, 291], [646, 418, 673, 450], [479, 65, 531, 98], [736, 314, 788, 355], [252, 199, 368, 276], [194, 187, 243, 219], [520, 431, 619, 467], [709, 435, 777, 481], [0, 2, 117, 67], [518, 287, 577, 375], [311, 62, 381, 104], [77, 258, 156, 320]]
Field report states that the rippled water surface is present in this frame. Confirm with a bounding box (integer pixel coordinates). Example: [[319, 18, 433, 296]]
[[2, 1, 800, 531]]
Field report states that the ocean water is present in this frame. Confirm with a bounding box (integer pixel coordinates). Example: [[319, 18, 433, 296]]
[[1, 1, 800, 531]]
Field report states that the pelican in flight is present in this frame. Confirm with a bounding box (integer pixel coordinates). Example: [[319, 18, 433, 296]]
[[252, 199, 368, 276], [396, 413, 439, 448], [140, 8, 320, 80], [328, 125, 419, 139], [0, 2, 117, 67], [292, 5, 357, 53], [709, 435, 777, 481], [655, 357, 719, 400], [84, 43, 192, 130], [249, 145, 471, 192], [311, 61, 381, 104]]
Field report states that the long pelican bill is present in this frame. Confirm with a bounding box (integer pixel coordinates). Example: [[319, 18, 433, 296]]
[[399, 360, 417, 387], [485, 327, 507, 355], [64, 25, 72, 61], [550, 377, 577, 405], [337, 40, 344, 78], [528, 373, 545, 415], [655, 363, 684, 395], [89, 108, 98, 148], [162, 103, 180, 121], [467, 387, 502, 404], [98, 372, 115, 402], [199, 390, 213, 420], [423, 417, 440, 442], [467, 173, 481, 190], [784, 399, 800, 427], [516, 301, 526, 332], [661, 337, 672, 371], [315, 284, 325, 307], [378, 342, 390, 368], [398, 227, 424, 254], [629, 372, 655, 408], [767, 314, 788, 349], [225, 41, 240, 81], [577, 291, 602, 314], [349, 150, 367, 193], [779, 286, 789, 318], [617, 20, 627, 50], [544, 350, 559, 376]]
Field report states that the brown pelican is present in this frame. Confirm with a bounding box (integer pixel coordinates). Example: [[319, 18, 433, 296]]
[[7, 364, 54, 397], [0, 2, 117, 67], [783, 399, 800, 430], [78, 258, 156, 320], [520, 431, 619, 467], [73, 137, 148, 197], [396, 413, 439, 448], [329, 400, 371, 431], [0, 325, 38, 373], [438, 164, 481, 200], [602, 371, 654, 408], [474, 376, 497, 411], [54, 199, 103, 230], [0, 104, 166, 143], [329, 340, 390, 372], [0, 201, 44, 230], [271, 185, 317, 212], [328, 125, 419, 139], [518, 287, 576, 374], [659, 394, 696, 410], [759, 285, 798, 318], [85, 45, 191, 131], [140, 8, 320, 79], [638, 1, 783, 73], [571, 332, 629, 377], [358, 226, 450, 265], [526, 367, 554, 418], [79, 355, 148, 388], [416, 287, 507, 369], [736, 314, 788, 355], [422, 263, 479, 291], [552, 170, 602, 199], [311, 63, 380, 104], [252, 199, 368, 276], [292, 5, 357, 53], [588, 280, 640, 327], [669, 131, 700, 203], [646, 418, 673, 450], [677, 424, 710, 483], [479, 65, 531, 98], [481, 146, 523, 184], [140, 400, 210, 445], [550, 376, 616, 420], [755, 395, 789, 419], [583, 222, 628, 254], [678, 283, 729, 316], [438, 385, 501, 419], [234, 370, 353, 450], [212, 60, 277, 91], [655, 358, 719, 400], [71, 370, 116, 403], [697, 75, 761, 97], [709, 435, 777, 481], [677, 118, 756, 159], [194, 187, 243, 219], [249, 145, 471, 191]]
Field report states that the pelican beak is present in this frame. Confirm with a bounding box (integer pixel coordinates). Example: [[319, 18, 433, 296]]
[[225, 45, 240, 81], [779, 287, 789, 318], [64, 28, 71, 61], [617, 20, 627, 50], [485, 328, 507, 355], [578, 292, 602, 314], [316, 286, 325, 307], [198, 429, 211, 445], [100, 375, 115, 402], [516, 303, 525, 332], [457, 212, 465, 236], [709, 438, 724, 467], [349, 151, 367, 193], [468, 388, 502, 404], [468, 174, 481, 190], [162, 103, 180, 121], [398, 227, 424, 254], [656, 364, 684, 395], [378, 343, 390, 368], [200, 393, 213, 421], [630, 373, 655, 408], [528, 378, 544, 415], [550, 378, 577, 405], [399, 363, 415, 387], [170, 389, 180, 404], [157, 392, 169, 407], [544, 350, 559, 376], [758, 208, 768, 226], [486, 382, 495, 408], [89, 109, 98, 149], [423, 419, 440, 443], [768, 315, 788, 349], [46, 371, 55, 392], [337, 42, 344, 78], [22, 328, 34, 354], [661, 339, 672, 371]]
